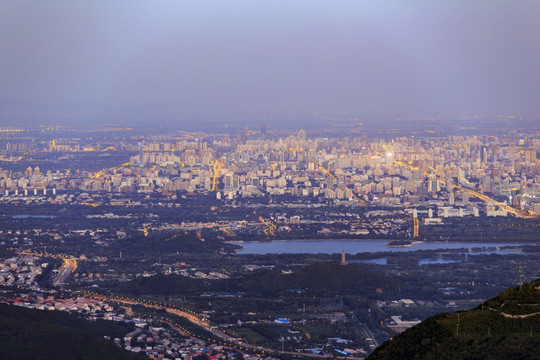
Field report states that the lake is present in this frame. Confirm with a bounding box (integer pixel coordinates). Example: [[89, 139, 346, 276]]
[[12, 215, 56, 219], [232, 240, 529, 255], [352, 254, 522, 266]]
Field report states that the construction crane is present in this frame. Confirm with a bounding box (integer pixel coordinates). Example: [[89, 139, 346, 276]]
[[170, 147, 185, 167], [258, 216, 276, 236], [393, 159, 420, 171], [90, 170, 104, 179], [211, 160, 221, 192], [312, 160, 335, 179], [312, 160, 368, 205], [220, 227, 236, 237], [313, 159, 369, 204], [90, 162, 131, 179]]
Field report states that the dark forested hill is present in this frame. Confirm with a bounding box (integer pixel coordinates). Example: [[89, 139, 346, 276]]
[[367, 279, 540, 360], [0, 303, 146, 360], [235, 261, 407, 296], [120, 261, 409, 297]]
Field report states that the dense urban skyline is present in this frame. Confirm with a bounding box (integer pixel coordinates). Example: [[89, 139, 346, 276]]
[[1, 2, 540, 359], [0, 124, 539, 358]]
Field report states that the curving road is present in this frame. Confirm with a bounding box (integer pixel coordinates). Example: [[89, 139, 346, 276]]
[[53, 257, 78, 289], [84, 292, 332, 358]]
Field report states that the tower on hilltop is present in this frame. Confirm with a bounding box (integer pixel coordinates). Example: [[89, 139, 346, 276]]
[[340, 250, 347, 266]]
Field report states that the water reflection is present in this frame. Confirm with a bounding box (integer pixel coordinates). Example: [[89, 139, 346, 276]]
[[233, 240, 530, 255]]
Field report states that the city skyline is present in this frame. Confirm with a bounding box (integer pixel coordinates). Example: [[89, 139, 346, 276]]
[[0, 123, 538, 358], [2, 2, 540, 358]]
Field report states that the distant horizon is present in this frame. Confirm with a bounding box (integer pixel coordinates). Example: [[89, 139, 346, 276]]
[[1, 95, 540, 129], [2, 1, 540, 126]]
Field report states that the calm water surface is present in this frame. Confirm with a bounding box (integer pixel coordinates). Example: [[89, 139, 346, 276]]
[[351, 251, 523, 266], [12, 215, 56, 219], [233, 240, 527, 255]]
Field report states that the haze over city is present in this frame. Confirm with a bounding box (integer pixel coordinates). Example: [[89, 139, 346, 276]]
[[1, 0, 540, 126], [1, 2, 540, 360]]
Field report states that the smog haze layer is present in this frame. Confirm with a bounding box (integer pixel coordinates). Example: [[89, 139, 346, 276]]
[[1, 0, 540, 126]]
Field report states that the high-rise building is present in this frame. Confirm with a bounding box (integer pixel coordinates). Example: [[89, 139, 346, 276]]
[[525, 149, 536, 163], [224, 174, 234, 188], [480, 146, 488, 163], [508, 143, 517, 161], [138, 141, 145, 167]]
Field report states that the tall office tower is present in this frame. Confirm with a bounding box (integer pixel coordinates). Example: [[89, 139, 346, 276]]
[[428, 179, 440, 192], [446, 178, 454, 191], [508, 143, 517, 161], [482, 176, 493, 192], [232, 175, 240, 189], [138, 141, 145, 167], [385, 151, 393, 166], [224, 174, 233, 188], [240, 126, 248, 143], [525, 149, 537, 163], [480, 146, 488, 163]]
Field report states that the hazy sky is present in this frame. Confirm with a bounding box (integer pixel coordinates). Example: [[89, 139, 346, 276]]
[[1, 0, 539, 118]]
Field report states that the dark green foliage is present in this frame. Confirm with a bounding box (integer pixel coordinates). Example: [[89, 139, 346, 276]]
[[485, 279, 540, 315], [368, 279, 540, 360], [368, 313, 453, 360], [117, 230, 231, 255], [0, 303, 145, 360], [120, 261, 406, 297], [120, 272, 215, 295], [235, 261, 405, 296]]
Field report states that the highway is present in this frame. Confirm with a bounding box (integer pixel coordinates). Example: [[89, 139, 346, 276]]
[[15, 250, 78, 289], [53, 257, 78, 289], [362, 323, 379, 348], [84, 292, 333, 358], [394, 161, 535, 219]]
